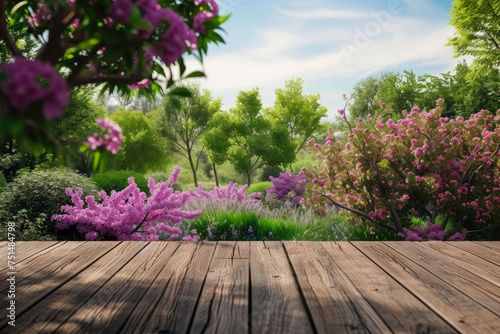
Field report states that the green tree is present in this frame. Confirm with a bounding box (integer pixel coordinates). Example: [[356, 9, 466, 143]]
[[108, 108, 168, 173], [417, 61, 500, 118], [447, 0, 500, 77], [348, 76, 380, 121], [205, 88, 296, 185], [52, 86, 108, 175], [157, 84, 221, 187], [349, 71, 420, 121], [266, 78, 327, 153]]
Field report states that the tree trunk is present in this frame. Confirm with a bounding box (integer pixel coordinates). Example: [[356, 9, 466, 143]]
[[212, 164, 219, 187], [188, 152, 198, 187]]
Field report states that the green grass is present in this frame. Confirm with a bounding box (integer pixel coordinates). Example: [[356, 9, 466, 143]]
[[182, 210, 402, 241]]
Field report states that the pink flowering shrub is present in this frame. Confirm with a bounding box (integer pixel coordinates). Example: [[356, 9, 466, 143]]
[[52, 167, 201, 241], [302, 100, 500, 239], [397, 223, 467, 241]]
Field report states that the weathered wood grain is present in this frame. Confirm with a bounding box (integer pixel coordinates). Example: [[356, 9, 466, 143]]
[[448, 241, 500, 266], [0, 242, 119, 329], [190, 242, 249, 334], [54, 242, 179, 333], [250, 241, 314, 334], [213, 240, 249, 259], [474, 241, 500, 251], [386, 241, 500, 317], [0, 241, 63, 273], [422, 241, 500, 287], [285, 241, 383, 333], [0, 242, 84, 292], [1, 242, 146, 333], [321, 241, 456, 333], [121, 241, 216, 334], [354, 242, 500, 333]]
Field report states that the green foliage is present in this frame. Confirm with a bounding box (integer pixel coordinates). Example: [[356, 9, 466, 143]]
[[108, 108, 168, 173], [447, 0, 500, 77], [155, 83, 221, 186], [185, 210, 400, 241], [0, 172, 5, 188], [91, 170, 149, 194], [0, 169, 99, 239], [265, 78, 328, 153], [290, 159, 317, 174], [349, 63, 500, 120], [418, 62, 500, 118], [205, 88, 296, 185], [245, 182, 273, 200], [260, 165, 283, 182], [52, 86, 108, 175], [0, 209, 51, 241]]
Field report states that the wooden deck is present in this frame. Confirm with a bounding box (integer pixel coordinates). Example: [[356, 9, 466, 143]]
[[1, 241, 499, 333]]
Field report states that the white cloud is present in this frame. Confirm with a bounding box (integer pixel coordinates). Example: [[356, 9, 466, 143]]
[[274, 7, 370, 19]]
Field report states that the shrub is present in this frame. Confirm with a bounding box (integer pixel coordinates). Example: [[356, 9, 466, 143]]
[[260, 165, 283, 181], [303, 100, 500, 239], [0, 172, 6, 188], [290, 159, 316, 174], [245, 181, 272, 199], [0, 169, 99, 239], [91, 170, 149, 195], [53, 167, 201, 241], [266, 171, 306, 204]]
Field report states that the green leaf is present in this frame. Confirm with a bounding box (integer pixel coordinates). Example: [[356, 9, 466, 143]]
[[93, 151, 101, 170], [65, 38, 101, 56], [80, 145, 90, 153], [185, 71, 206, 79], [170, 87, 192, 98]]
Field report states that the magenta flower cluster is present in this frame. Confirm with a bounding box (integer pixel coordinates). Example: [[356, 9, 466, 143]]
[[1, 57, 69, 120], [266, 171, 306, 205], [107, 0, 199, 65], [52, 168, 201, 241], [87, 118, 123, 154], [397, 222, 467, 241]]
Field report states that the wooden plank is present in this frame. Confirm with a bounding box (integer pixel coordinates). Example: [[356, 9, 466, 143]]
[[0, 242, 119, 328], [447, 241, 500, 266], [0, 242, 84, 292], [285, 241, 385, 333], [385, 241, 500, 317], [0, 241, 63, 273], [120, 241, 216, 334], [320, 241, 455, 333], [249, 241, 314, 334], [213, 241, 249, 258], [354, 242, 500, 333], [422, 242, 500, 287], [473, 241, 500, 251], [190, 243, 249, 334], [0, 242, 147, 333], [55, 242, 179, 333]]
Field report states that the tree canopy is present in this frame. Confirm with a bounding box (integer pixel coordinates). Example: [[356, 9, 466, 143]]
[[205, 88, 296, 185], [447, 0, 500, 76], [265, 78, 327, 153], [155, 84, 221, 187]]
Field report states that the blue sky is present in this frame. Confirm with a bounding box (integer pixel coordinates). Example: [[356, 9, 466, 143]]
[[186, 0, 467, 122]]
